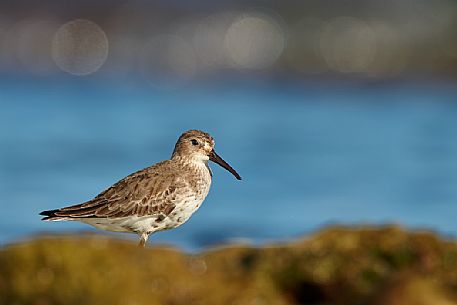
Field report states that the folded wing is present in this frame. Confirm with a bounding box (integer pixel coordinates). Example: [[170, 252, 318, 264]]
[[40, 161, 189, 220]]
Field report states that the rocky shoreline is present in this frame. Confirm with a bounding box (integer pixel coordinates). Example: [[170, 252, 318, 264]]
[[1, 225, 456, 305]]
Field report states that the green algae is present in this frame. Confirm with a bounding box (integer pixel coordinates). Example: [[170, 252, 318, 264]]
[[1, 226, 457, 305]]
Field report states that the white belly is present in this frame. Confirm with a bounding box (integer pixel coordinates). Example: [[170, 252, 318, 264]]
[[81, 196, 206, 234]]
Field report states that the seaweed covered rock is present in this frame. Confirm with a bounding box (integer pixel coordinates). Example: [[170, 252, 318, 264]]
[[1, 226, 456, 305]]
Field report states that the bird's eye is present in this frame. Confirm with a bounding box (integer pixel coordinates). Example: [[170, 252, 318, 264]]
[[191, 139, 199, 146]]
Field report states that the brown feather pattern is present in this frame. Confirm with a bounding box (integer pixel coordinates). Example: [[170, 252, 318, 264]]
[[42, 159, 196, 219]]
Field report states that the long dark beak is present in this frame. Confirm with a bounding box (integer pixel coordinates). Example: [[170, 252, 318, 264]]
[[209, 150, 242, 180]]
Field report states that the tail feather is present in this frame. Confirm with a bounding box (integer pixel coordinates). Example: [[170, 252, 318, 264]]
[[40, 209, 67, 221], [40, 201, 102, 221]]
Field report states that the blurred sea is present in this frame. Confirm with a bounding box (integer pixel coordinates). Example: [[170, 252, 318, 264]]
[[1, 77, 457, 250]]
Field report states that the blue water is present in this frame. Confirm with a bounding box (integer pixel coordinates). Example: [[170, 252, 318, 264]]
[[1, 77, 457, 250]]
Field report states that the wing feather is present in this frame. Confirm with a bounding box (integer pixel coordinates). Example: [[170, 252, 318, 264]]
[[41, 160, 189, 220]]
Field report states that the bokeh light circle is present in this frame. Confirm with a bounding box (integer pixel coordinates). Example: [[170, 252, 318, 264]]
[[52, 19, 109, 75], [224, 13, 286, 69], [320, 17, 376, 73]]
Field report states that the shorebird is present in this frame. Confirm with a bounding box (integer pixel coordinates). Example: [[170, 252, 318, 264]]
[[40, 130, 241, 247]]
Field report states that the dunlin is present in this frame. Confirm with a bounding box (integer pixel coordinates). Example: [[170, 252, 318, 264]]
[[40, 130, 241, 247]]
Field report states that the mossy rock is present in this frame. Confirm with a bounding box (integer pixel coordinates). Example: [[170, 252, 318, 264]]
[[1, 226, 457, 305]]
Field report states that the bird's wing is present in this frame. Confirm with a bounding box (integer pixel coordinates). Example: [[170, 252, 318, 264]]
[[42, 161, 190, 219]]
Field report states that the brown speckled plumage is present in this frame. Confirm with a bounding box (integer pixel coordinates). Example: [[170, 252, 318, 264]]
[[40, 130, 241, 247]]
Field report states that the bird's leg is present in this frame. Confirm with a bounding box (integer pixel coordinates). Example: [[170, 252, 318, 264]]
[[138, 233, 148, 247]]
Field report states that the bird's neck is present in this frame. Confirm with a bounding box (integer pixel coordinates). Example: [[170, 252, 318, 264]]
[[172, 155, 211, 175], [171, 152, 208, 163]]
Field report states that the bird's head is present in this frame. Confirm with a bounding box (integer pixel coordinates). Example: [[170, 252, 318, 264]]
[[172, 130, 241, 180]]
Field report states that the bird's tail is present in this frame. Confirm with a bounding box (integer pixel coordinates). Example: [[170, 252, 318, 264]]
[[39, 209, 71, 221]]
